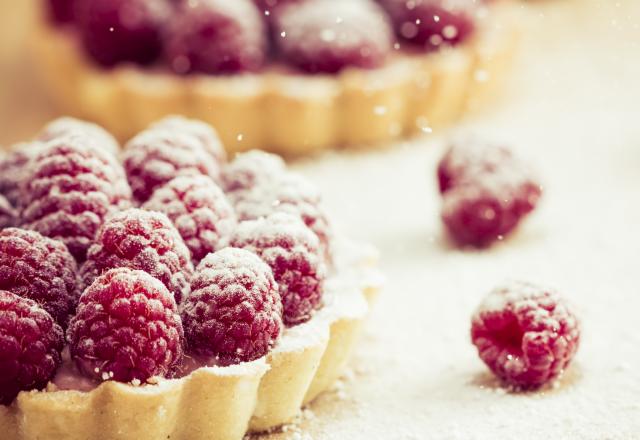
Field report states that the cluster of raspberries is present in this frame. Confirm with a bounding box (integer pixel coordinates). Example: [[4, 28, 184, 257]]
[[0, 116, 332, 404]]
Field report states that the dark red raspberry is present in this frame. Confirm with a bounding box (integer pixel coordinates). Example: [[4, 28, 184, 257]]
[[274, 0, 393, 73], [181, 248, 283, 366], [380, 0, 476, 50], [471, 281, 581, 389], [81, 209, 194, 305], [0, 228, 79, 327], [0, 196, 17, 229], [152, 116, 227, 165], [74, 0, 169, 67], [235, 173, 333, 259], [38, 117, 120, 156], [123, 128, 222, 203], [221, 150, 286, 200], [0, 143, 41, 208], [143, 175, 237, 264], [68, 268, 184, 384], [230, 213, 325, 327], [46, 0, 76, 24], [21, 135, 132, 262], [163, 0, 267, 74], [0, 291, 64, 405]]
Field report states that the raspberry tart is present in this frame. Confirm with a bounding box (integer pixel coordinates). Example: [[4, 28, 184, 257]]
[[0, 117, 382, 440], [31, 0, 519, 154]]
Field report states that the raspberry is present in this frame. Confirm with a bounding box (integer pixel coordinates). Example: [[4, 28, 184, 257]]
[[81, 209, 194, 305], [234, 173, 333, 259], [74, 0, 169, 67], [221, 150, 286, 200], [274, 0, 393, 73], [0, 228, 79, 327], [38, 117, 120, 156], [0, 291, 64, 405], [21, 135, 132, 262], [123, 128, 222, 203], [471, 281, 580, 389], [181, 248, 283, 366], [68, 268, 184, 384], [230, 213, 325, 327], [151, 116, 227, 165], [0, 143, 41, 208], [46, 0, 76, 24], [253, 0, 301, 18], [380, 0, 476, 50], [142, 175, 237, 264], [163, 0, 267, 74], [0, 196, 17, 229]]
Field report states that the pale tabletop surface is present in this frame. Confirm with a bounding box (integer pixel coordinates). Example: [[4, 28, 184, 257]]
[[1, 1, 640, 439]]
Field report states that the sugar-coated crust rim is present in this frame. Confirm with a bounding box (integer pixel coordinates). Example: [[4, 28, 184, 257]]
[[0, 240, 382, 440], [29, 4, 519, 155]]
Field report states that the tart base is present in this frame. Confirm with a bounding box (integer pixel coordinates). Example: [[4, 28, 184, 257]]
[[29, 5, 519, 155], [0, 241, 382, 440]]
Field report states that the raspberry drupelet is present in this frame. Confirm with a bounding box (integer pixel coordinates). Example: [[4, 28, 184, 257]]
[[230, 213, 325, 327], [21, 134, 132, 262], [164, 0, 267, 75], [181, 248, 283, 366], [81, 208, 194, 305], [0, 228, 80, 327], [0, 195, 17, 229], [143, 175, 237, 264], [471, 281, 580, 390], [0, 142, 41, 208], [274, 0, 393, 74], [68, 268, 184, 384], [152, 116, 227, 165], [122, 127, 222, 203], [0, 291, 64, 405]]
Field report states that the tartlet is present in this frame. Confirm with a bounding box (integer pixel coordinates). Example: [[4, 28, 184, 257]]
[[30, 0, 519, 155]]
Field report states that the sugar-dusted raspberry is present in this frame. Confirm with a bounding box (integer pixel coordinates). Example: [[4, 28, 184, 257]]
[[163, 0, 266, 74], [0, 196, 17, 229], [182, 248, 283, 365], [68, 268, 184, 384], [230, 213, 325, 327], [81, 209, 194, 304], [38, 117, 120, 156], [471, 281, 581, 389], [123, 128, 222, 203], [0, 228, 79, 327], [152, 116, 227, 165], [441, 168, 542, 247], [0, 291, 64, 405], [380, 0, 476, 50], [46, 0, 75, 24], [143, 175, 237, 264], [74, 0, 170, 67], [274, 0, 393, 73], [0, 142, 41, 207], [21, 135, 132, 262], [221, 150, 286, 200], [235, 173, 333, 259]]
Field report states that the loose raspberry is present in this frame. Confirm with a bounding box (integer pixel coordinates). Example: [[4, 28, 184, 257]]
[[123, 128, 222, 203], [152, 116, 227, 165], [0, 143, 41, 208], [143, 175, 237, 264], [230, 213, 325, 327], [46, 0, 76, 24], [0, 291, 64, 405], [221, 150, 286, 201], [0, 228, 79, 327], [274, 0, 393, 73], [21, 135, 132, 262], [234, 173, 333, 259], [74, 0, 169, 67], [81, 209, 194, 305], [471, 281, 580, 389], [38, 117, 120, 156], [68, 268, 184, 384], [182, 248, 283, 366], [163, 0, 267, 74], [380, 0, 476, 50], [0, 196, 17, 229]]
